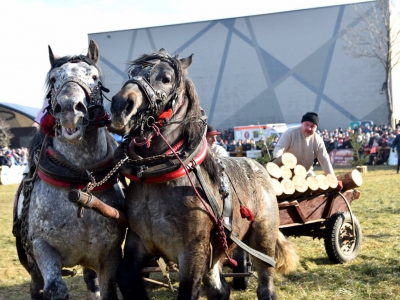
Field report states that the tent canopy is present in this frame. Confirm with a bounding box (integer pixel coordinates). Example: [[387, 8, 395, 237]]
[[0, 102, 41, 128]]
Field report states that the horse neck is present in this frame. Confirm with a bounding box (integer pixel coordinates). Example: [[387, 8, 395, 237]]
[[52, 126, 109, 167]]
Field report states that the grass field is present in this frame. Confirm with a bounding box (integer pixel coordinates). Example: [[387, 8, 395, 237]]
[[0, 165, 399, 299]]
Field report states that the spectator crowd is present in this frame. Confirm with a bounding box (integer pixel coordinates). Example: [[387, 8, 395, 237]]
[[0, 147, 29, 167], [214, 122, 400, 165]]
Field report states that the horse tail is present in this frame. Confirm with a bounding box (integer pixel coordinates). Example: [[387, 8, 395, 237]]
[[275, 231, 299, 274]]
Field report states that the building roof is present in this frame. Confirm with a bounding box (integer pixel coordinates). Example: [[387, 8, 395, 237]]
[[0, 102, 40, 128]]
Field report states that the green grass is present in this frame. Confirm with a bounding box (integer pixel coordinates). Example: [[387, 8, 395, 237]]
[[0, 165, 399, 299]]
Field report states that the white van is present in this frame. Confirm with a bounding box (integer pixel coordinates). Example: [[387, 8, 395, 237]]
[[233, 123, 288, 142]]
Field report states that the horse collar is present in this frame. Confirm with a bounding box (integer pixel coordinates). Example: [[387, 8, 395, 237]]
[[119, 138, 208, 183], [36, 139, 117, 192], [116, 123, 208, 183]]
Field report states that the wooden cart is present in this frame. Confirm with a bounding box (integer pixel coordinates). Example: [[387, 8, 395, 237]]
[[231, 188, 362, 290], [278, 189, 362, 263]]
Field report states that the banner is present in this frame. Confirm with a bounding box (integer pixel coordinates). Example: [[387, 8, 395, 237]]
[[329, 149, 354, 166], [0, 165, 25, 185]]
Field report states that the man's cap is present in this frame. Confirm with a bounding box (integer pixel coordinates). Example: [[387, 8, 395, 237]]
[[301, 112, 319, 126], [206, 125, 221, 136]]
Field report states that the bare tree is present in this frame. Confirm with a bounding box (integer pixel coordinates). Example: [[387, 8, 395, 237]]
[[342, 0, 400, 126], [0, 118, 14, 148]]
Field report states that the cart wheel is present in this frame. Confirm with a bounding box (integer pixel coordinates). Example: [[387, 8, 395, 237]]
[[232, 248, 251, 290], [324, 212, 362, 263]]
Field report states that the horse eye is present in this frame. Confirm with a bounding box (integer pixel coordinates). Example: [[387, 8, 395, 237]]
[[51, 77, 56, 84], [92, 75, 98, 80], [162, 77, 171, 84]]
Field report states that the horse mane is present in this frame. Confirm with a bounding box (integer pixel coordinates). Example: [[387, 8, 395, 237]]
[[28, 129, 47, 166], [182, 76, 220, 183]]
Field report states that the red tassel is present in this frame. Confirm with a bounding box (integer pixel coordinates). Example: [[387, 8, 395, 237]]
[[157, 108, 173, 126], [240, 204, 255, 221], [227, 257, 238, 267], [40, 113, 55, 137], [94, 110, 111, 128]]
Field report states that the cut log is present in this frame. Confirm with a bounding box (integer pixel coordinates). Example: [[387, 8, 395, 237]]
[[280, 165, 293, 180], [287, 175, 309, 199], [300, 176, 320, 197], [312, 174, 329, 196], [356, 166, 368, 173], [293, 164, 307, 179], [273, 152, 297, 169], [336, 169, 363, 192], [266, 162, 282, 179], [270, 178, 283, 197], [325, 173, 339, 192], [277, 178, 296, 200]]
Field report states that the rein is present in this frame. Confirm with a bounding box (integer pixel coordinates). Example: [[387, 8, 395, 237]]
[[148, 123, 238, 267]]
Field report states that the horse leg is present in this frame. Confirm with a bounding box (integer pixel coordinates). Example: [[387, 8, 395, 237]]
[[97, 252, 121, 300], [176, 247, 208, 300], [83, 268, 100, 300], [28, 257, 45, 300], [246, 216, 278, 300], [32, 237, 68, 300], [117, 229, 149, 300], [202, 255, 230, 300]]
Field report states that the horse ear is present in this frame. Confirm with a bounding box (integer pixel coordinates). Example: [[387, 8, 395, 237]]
[[87, 40, 100, 63], [48, 45, 59, 67], [179, 54, 194, 71]]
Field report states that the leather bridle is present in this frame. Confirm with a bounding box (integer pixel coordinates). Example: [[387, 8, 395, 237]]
[[123, 54, 182, 131], [46, 59, 110, 129]]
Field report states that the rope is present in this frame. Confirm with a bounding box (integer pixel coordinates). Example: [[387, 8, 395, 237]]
[[150, 123, 237, 267], [20, 129, 53, 272]]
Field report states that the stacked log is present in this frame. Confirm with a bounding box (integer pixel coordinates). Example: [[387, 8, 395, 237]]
[[266, 153, 362, 200]]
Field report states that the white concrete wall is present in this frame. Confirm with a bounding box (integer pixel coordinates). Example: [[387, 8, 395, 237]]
[[89, 1, 387, 132]]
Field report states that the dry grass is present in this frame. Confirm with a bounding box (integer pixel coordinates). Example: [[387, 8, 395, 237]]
[[0, 165, 399, 299]]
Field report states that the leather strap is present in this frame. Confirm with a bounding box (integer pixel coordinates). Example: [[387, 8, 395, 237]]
[[226, 225, 276, 268], [192, 164, 276, 268]]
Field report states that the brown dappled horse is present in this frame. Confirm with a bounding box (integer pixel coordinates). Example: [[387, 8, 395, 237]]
[[110, 49, 299, 299]]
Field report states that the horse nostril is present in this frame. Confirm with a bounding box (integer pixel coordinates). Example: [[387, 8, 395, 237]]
[[75, 102, 87, 115], [126, 99, 134, 115]]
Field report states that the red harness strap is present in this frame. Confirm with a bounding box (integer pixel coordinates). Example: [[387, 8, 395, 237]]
[[37, 169, 117, 192], [122, 138, 208, 183]]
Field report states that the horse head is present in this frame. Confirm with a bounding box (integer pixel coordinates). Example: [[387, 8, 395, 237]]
[[45, 40, 108, 142], [110, 49, 197, 142]]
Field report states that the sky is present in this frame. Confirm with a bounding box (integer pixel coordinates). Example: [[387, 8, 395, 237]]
[[0, 0, 370, 111]]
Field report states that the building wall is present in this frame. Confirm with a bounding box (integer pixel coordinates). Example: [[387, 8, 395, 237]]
[[390, 1, 400, 126], [89, 1, 387, 132]]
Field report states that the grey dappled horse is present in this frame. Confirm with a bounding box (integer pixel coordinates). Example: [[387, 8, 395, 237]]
[[110, 49, 299, 300], [14, 40, 125, 299]]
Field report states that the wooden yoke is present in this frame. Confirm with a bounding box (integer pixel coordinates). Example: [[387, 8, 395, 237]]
[[68, 189, 128, 226]]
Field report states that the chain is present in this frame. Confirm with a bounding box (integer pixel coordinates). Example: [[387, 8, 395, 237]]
[[86, 155, 129, 191]]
